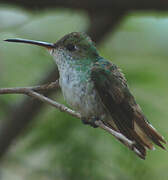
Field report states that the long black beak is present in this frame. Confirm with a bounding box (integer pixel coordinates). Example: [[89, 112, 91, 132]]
[[4, 38, 55, 49]]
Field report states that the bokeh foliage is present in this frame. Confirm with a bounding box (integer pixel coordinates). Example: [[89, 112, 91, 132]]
[[0, 7, 168, 180]]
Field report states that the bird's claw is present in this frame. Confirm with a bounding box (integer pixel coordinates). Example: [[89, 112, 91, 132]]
[[81, 117, 98, 128]]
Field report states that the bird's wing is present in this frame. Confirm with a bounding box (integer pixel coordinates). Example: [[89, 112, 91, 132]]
[[90, 61, 166, 159]]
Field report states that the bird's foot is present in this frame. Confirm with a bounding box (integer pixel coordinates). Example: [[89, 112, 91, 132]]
[[81, 117, 99, 128]]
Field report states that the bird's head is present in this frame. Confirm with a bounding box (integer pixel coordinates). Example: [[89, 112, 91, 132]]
[[5, 32, 99, 67]]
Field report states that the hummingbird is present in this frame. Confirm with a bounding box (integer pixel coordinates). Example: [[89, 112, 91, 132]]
[[5, 32, 166, 159]]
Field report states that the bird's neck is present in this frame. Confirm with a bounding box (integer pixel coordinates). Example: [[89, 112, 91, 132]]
[[52, 52, 102, 82]]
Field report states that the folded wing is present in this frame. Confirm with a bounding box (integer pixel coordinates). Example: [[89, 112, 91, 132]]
[[91, 62, 166, 159]]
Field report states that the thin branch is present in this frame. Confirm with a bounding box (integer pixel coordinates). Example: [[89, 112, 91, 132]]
[[0, 81, 59, 94], [95, 121, 134, 148], [0, 83, 134, 149], [26, 90, 81, 119]]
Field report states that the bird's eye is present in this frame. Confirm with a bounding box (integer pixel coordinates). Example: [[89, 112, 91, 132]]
[[66, 44, 76, 51]]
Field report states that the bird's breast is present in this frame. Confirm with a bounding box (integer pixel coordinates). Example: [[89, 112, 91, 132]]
[[59, 68, 105, 118]]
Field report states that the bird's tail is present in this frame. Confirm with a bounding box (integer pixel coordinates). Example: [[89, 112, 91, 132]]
[[103, 116, 166, 159], [134, 116, 166, 150]]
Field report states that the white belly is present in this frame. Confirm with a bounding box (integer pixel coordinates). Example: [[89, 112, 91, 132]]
[[59, 69, 105, 118]]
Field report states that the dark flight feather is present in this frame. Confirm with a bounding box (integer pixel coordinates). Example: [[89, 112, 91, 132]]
[[91, 61, 166, 159]]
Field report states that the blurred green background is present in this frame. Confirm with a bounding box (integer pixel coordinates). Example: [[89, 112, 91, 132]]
[[0, 7, 168, 180]]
